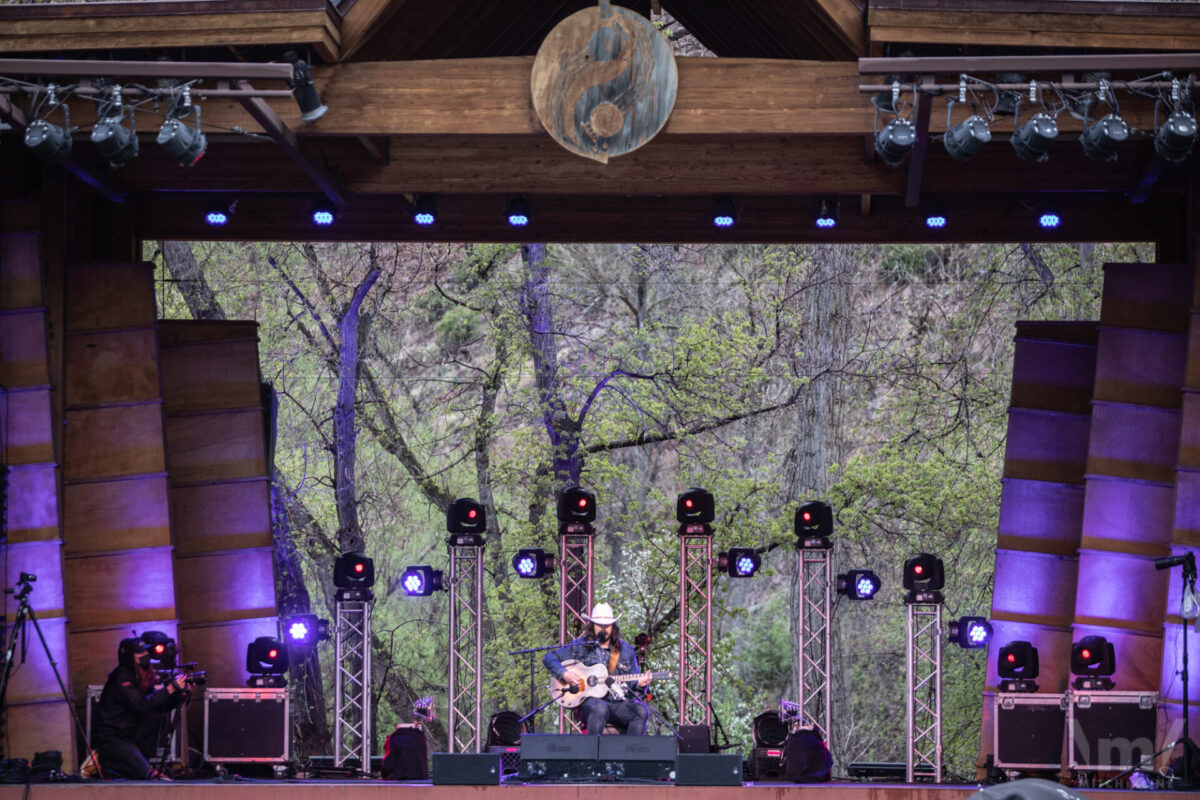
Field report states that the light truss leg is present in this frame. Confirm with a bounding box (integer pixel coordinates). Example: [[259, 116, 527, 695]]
[[798, 547, 832, 739], [906, 602, 943, 783], [680, 534, 713, 726], [558, 532, 593, 733], [334, 598, 372, 769], [448, 544, 484, 753]]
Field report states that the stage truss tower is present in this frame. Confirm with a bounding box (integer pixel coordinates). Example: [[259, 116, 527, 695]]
[[679, 528, 713, 726], [906, 601, 943, 782], [797, 545, 832, 739], [334, 593, 372, 769], [448, 542, 484, 752], [558, 523, 594, 733]]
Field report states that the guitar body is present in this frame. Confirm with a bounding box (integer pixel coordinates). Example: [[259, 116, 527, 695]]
[[549, 659, 673, 709]]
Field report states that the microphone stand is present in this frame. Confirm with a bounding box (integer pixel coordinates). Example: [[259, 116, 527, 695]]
[[1178, 561, 1198, 789], [509, 643, 566, 733]]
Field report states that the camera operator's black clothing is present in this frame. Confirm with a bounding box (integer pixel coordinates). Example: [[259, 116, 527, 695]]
[[92, 665, 185, 779]]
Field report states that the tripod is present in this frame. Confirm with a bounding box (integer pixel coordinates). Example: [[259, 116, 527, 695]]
[[0, 573, 102, 778]]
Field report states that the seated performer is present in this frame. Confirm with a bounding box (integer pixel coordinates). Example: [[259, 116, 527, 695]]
[[543, 603, 650, 735], [91, 637, 189, 780]]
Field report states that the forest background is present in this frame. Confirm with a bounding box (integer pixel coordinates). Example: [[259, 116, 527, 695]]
[[151, 236, 1150, 779]]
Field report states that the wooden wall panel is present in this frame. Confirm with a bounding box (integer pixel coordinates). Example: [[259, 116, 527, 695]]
[[65, 329, 162, 407], [62, 548, 176, 628], [173, 549, 277, 624], [1002, 409, 1091, 484], [179, 617, 280, 689], [164, 410, 266, 483], [63, 476, 172, 554], [1179, 392, 1200, 468], [991, 550, 1077, 627], [3, 700, 76, 763], [1080, 477, 1175, 555], [0, 231, 42, 309], [159, 320, 259, 346], [161, 338, 263, 413], [5, 540, 66, 618], [6, 464, 59, 542], [1185, 310, 1200, 388], [170, 479, 272, 555], [1093, 327, 1186, 408], [0, 309, 50, 387], [1174, 469, 1200, 547], [67, 620, 180, 698], [2, 616, 69, 703], [64, 261, 156, 332], [0, 387, 54, 464], [996, 478, 1084, 556], [1086, 402, 1181, 484], [1074, 550, 1170, 634], [1010, 335, 1097, 414], [63, 404, 166, 480], [1100, 263, 1191, 333]]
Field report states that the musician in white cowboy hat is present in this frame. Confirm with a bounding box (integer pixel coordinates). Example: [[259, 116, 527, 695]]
[[543, 602, 651, 735]]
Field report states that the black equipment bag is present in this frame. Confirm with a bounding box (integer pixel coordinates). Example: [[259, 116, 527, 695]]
[[782, 727, 832, 783], [382, 726, 429, 779]]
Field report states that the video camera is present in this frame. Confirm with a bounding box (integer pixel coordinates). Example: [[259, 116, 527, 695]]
[[140, 630, 207, 687]]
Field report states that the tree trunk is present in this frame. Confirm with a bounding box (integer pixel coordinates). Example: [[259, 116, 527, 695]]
[[159, 240, 226, 320]]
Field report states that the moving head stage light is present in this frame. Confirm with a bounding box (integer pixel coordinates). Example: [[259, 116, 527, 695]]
[[557, 486, 596, 533], [903, 553, 944, 603], [447, 497, 486, 546], [836, 569, 880, 600], [1071, 635, 1116, 690], [718, 548, 761, 578], [246, 636, 289, 687], [677, 488, 715, 534], [334, 551, 375, 600], [512, 548, 555, 578], [283, 613, 330, 647], [997, 640, 1039, 692], [796, 501, 832, 549]]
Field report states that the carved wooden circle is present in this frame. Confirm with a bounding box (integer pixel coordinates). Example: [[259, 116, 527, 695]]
[[531, 1, 678, 164]]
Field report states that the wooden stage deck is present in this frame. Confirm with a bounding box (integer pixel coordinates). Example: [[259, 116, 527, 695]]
[[0, 781, 1178, 800]]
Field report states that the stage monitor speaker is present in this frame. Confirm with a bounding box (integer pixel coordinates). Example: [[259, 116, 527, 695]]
[[518, 734, 599, 779], [675, 753, 743, 785], [431, 753, 501, 785], [598, 735, 675, 780], [677, 724, 711, 753]]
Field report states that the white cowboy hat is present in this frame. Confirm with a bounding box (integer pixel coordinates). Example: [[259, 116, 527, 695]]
[[582, 603, 620, 625]]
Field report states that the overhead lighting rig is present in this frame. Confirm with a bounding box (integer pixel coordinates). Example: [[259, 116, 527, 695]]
[[24, 83, 74, 163], [90, 83, 138, 168], [157, 84, 206, 166], [873, 80, 917, 166]]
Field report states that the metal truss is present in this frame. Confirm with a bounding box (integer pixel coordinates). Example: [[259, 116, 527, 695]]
[[448, 544, 484, 752], [797, 547, 832, 739], [334, 597, 372, 769], [906, 602, 943, 783], [679, 533, 713, 726], [558, 530, 593, 733]]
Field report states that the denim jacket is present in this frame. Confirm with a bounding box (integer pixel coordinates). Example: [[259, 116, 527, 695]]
[[543, 636, 644, 699]]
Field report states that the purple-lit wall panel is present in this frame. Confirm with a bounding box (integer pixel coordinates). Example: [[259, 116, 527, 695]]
[[5, 700, 75, 765], [992, 549, 1078, 626], [1160, 621, 1200, 705], [0, 311, 50, 387], [1173, 471, 1200, 539], [3, 615, 68, 703], [5, 540, 65, 617], [0, 388, 54, 464], [68, 620, 181, 695], [63, 547, 177, 627], [1187, 316, 1200, 388], [1099, 263, 1191, 333], [1003, 409, 1091, 484], [7, 464, 59, 541], [1010, 337, 1097, 414], [181, 617, 280, 688], [996, 478, 1084, 554], [1071, 623, 1162, 691], [984, 620, 1074, 693], [0, 231, 42, 309], [1093, 327, 1186, 408], [1074, 550, 1169, 629], [1086, 403, 1181, 484], [170, 480, 272, 555], [1080, 477, 1175, 552], [174, 549, 277, 624], [1180, 393, 1200, 468], [63, 476, 171, 554]]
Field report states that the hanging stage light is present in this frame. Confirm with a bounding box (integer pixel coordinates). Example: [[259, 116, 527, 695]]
[[511, 548, 555, 579], [813, 197, 839, 229], [875, 117, 917, 166], [1011, 112, 1059, 162], [836, 569, 881, 600], [91, 86, 138, 168], [400, 565, 444, 596], [991, 74, 1026, 117], [283, 613, 330, 647], [1037, 209, 1062, 230], [157, 86, 207, 166], [205, 198, 232, 227], [285, 50, 327, 122], [1155, 109, 1198, 164], [413, 194, 438, 225], [310, 199, 337, 226], [1070, 634, 1116, 690], [24, 85, 73, 164], [949, 616, 993, 649], [924, 202, 948, 230], [1080, 114, 1129, 162], [506, 196, 531, 227], [717, 548, 761, 578], [944, 115, 991, 161], [997, 640, 1039, 692], [712, 195, 736, 228]]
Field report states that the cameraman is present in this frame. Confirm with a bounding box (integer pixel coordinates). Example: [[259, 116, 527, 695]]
[[91, 637, 189, 780]]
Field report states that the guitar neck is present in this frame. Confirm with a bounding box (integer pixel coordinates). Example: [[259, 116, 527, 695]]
[[609, 670, 670, 682]]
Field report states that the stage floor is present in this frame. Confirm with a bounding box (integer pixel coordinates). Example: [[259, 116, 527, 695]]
[[0, 781, 1180, 800]]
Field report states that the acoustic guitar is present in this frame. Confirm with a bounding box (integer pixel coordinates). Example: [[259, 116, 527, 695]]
[[549, 659, 674, 708]]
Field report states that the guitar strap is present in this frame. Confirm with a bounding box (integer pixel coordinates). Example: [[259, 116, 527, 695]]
[[607, 641, 621, 675]]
